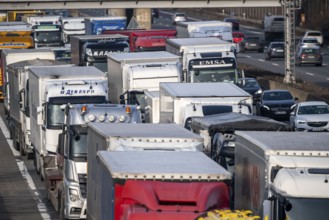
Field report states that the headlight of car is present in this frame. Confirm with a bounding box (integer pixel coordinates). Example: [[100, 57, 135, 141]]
[[297, 120, 306, 124], [69, 188, 79, 202], [255, 89, 263, 94], [262, 105, 270, 110]]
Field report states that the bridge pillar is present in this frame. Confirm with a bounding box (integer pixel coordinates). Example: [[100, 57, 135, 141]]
[[133, 8, 151, 29], [106, 8, 126, 16]]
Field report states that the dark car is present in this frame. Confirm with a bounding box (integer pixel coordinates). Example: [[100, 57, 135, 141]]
[[256, 90, 297, 120], [265, 41, 285, 60], [223, 17, 240, 31], [236, 78, 263, 103], [295, 46, 322, 66], [240, 36, 264, 53]]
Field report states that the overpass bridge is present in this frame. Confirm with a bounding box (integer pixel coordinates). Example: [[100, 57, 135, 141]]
[[0, 0, 282, 10]]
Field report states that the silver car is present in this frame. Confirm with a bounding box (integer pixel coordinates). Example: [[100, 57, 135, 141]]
[[172, 12, 187, 24], [290, 101, 329, 131]]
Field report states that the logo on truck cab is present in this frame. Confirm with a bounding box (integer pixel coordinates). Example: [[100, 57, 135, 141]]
[[60, 89, 95, 95]]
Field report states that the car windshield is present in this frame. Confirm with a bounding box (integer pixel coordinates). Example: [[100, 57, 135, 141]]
[[271, 43, 284, 48], [263, 91, 293, 101], [308, 32, 321, 36], [175, 13, 185, 17], [303, 39, 318, 43], [238, 79, 259, 88], [298, 105, 329, 115]]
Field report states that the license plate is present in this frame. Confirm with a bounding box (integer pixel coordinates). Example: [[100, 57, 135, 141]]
[[250, 44, 257, 46], [277, 50, 283, 52], [312, 127, 324, 131], [275, 111, 286, 115], [308, 56, 314, 58]]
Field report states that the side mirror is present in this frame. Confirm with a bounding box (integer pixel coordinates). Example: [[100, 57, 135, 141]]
[[57, 133, 65, 155]]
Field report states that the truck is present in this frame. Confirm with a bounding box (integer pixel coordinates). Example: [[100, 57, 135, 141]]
[[47, 103, 142, 219], [234, 131, 329, 219], [107, 51, 181, 110], [71, 34, 129, 73], [190, 112, 291, 170], [84, 17, 126, 35], [102, 29, 177, 52], [7, 59, 68, 157], [159, 82, 253, 129], [28, 66, 109, 181], [166, 38, 241, 83], [263, 15, 284, 42], [176, 20, 233, 42], [0, 49, 55, 116], [60, 17, 85, 44], [26, 16, 63, 48], [87, 150, 231, 220]]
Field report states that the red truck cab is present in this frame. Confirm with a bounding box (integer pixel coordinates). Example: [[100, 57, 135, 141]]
[[102, 29, 177, 52]]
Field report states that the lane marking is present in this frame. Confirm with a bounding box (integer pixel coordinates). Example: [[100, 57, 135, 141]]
[[0, 117, 51, 220], [245, 55, 251, 58], [258, 59, 265, 62], [306, 72, 314, 76], [272, 63, 279, 66]]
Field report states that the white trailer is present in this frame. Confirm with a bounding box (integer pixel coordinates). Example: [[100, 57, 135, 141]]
[[176, 20, 233, 42], [28, 66, 108, 180], [234, 131, 329, 220], [159, 82, 252, 128], [0, 49, 55, 119], [8, 59, 69, 158], [87, 150, 231, 220], [166, 38, 240, 83], [60, 17, 85, 44], [107, 51, 181, 107]]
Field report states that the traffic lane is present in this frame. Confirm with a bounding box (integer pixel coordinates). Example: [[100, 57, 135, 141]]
[[238, 52, 329, 89], [0, 103, 60, 220]]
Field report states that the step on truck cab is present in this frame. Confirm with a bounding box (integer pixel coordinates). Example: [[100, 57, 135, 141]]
[[28, 66, 109, 181], [47, 104, 142, 219], [0, 49, 55, 117], [71, 34, 129, 73], [7, 59, 70, 158], [159, 82, 253, 129], [107, 51, 181, 119], [166, 38, 240, 83], [87, 150, 231, 220], [234, 131, 329, 219]]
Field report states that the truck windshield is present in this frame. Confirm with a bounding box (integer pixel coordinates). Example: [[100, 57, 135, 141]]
[[47, 96, 107, 129], [35, 31, 61, 43], [69, 132, 87, 159], [285, 198, 329, 220], [192, 68, 237, 83]]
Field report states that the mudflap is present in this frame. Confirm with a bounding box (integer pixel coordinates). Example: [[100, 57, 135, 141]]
[[45, 169, 63, 212]]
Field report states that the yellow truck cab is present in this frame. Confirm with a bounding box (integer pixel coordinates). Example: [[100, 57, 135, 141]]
[[6, 10, 45, 21], [0, 25, 34, 99]]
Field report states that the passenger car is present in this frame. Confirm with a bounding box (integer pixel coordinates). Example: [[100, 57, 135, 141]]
[[265, 41, 285, 60], [223, 17, 240, 31], [303, 30, 323, 46], [172, 12, 187, 25], [256, 90, 297, 120], [290, 101, 329, 131], [239, 36, 264, 53], [232, 31, 244, 43], [297, 37, 321, 49], [295, 46, 322, 66], [236, 78, 262, 103]]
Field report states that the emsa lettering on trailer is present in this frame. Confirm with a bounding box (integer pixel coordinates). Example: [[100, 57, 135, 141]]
[[60, 89, 95, 95]]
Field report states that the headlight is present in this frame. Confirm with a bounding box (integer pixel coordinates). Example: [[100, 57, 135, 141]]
[[262, 105, 270, 110], [86, 48, 92, 56], [88, 114, 96, 122], [108, 115, 115, 122], [297, 120, 306, 124], [98, 115, 105, 122], [69, 188, 79, 202], [119, 115, 125, 122], [255, 89, 263, 94]]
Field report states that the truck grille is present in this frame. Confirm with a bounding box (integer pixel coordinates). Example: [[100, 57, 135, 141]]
[[78, 174, 87, 198], [307, 121, 328, 127]]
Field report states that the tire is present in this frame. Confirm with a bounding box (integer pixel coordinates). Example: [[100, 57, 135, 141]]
[[316, 63, 322, 67]]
